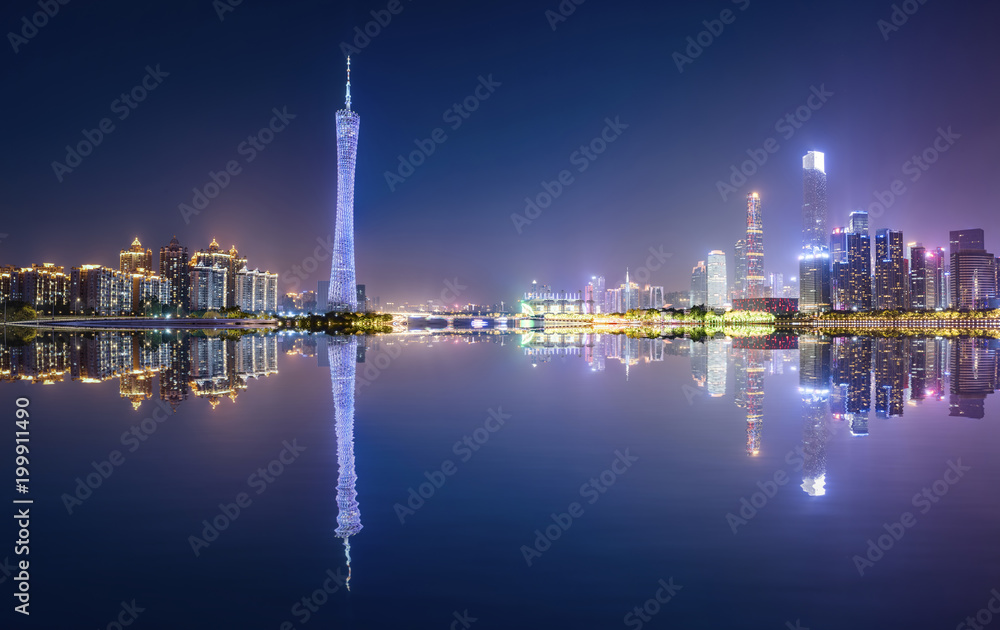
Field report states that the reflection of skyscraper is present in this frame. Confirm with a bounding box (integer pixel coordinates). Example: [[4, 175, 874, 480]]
[[690, 340, 708, 390], [949, 337, 997, 418], [707, 335, 728, 397], [328, 58, 361, 313], [832, 336, 871, 436], [329, 336, 362, 588], [799, 334, 831, 496], [874, 337, 909, 418], [745, 193, 766, 298]]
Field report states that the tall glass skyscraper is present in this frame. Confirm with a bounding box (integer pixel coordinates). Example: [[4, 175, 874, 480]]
[[745, 193, 765, 298], [707, 250, 727, 308], [802, 152, 828, 248], [732, 239, 746, 301], [328, 57, 361, 312]]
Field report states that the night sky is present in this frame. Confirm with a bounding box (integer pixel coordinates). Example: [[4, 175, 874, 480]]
[[2, 0, 999, 305]]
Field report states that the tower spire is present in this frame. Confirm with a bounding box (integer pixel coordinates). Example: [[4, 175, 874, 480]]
[[345, 56, 352, 110]]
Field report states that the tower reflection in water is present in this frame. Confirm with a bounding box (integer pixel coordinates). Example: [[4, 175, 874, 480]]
[[329, 336, 362, 590]]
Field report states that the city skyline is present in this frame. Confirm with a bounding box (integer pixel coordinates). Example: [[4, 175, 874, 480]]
[[3, 1, 999, 306]]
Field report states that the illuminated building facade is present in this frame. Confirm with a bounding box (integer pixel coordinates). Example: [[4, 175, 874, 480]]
[[799, 247, 831, 312], [732, 239, 746, 301], [745, 193, 765, 298], [521, 290, 585, 315], [690, 261, 707, 307], [874, 229, 909, 310], [160, 236, 190, 310], [731, 297, 798, 314], [802, 151, 828, 249], [189, 260, 227, 311], [949, 229, 996, 310], [707, 250, 727, 309], [328, 57, 360, 312], [10, 263, 71, 314], [235, 268, 279, 313], [120, 237, 153, 274], [71, 265, 131, 315]]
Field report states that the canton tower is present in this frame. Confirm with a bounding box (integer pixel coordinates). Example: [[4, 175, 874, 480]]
[[329, 336, 362, 589], [328, 57, 360, 312]]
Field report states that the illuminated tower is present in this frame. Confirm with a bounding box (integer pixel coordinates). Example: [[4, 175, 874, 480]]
[[745, 193, 765, 298], [802, 152, 828, 248], [328, 57, 360, 312], [329, 336, 362, 588]]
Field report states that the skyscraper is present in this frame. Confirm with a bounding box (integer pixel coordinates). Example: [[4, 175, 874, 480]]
[[844, 232, 872, 310], [160, 236, 189, 311], [799, 247, 831, 312], [874, 228, 909, 310], [690, 261, 707, 307], [949, 229, 996, 310], [707, 250, 727, 309], [621, 270, 639, 311], [745, 193, 765, 298], [732, 239, 746, 301], [120, 237, 152, 274], [910, 244, 928, 309], [802, 152, 828, 248], [849, 210, 869, 237], [328, 57, 360, 312], [593, 275, 606, 313]]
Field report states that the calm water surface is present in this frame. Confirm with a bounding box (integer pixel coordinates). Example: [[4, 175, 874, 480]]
[[3, 329, 999, 629]]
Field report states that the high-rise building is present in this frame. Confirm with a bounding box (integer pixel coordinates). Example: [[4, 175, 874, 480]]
[[830, 228, 847, 265], [927, 247, 946, 309], [621, 270, 639, 311], [848, 210, 869, 237], [949, 229, 996, 310], [844, 232, 872, 310], [799, 247, 831, 312], [707, 250, 727, 308], [356, 284, 367, 312], [328, 57, 360, 312], [769, 273, 784, 299], [160, 236, 190, 311], [802, 152, 828, 248], [120, 237, 152, 274], [745, 193, 765, 298], [584, 281, 595, 314], [190, 239, 247, 309], [189, 259, 227, 311], [690, 261, 707, 307], [732, 239, 746, 301], [909, 244, 928, 310], [874, 229, 909, 310], [649, 286, 664, 309]]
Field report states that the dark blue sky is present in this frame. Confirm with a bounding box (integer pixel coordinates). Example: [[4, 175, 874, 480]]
[[2, 0, 998, 304]]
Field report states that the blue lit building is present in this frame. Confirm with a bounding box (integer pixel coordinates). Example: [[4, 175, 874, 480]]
[[328, 58, 360, 312]]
